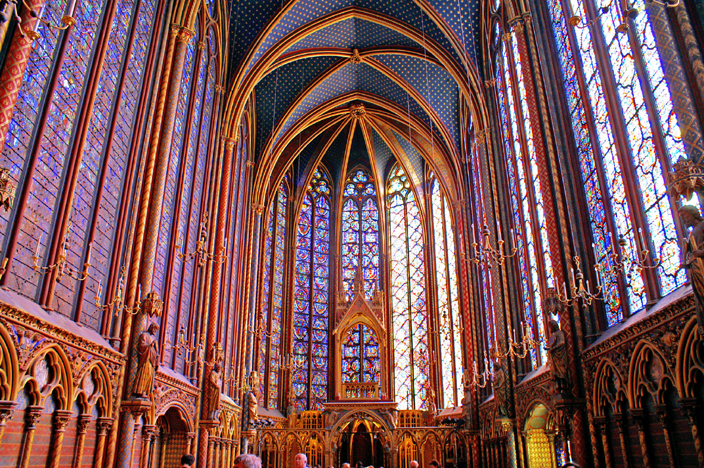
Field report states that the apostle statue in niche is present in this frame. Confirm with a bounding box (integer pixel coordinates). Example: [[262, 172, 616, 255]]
[[204, 361, 222, 420], [244, 370, 260, 429], [493, 360, 510, 418], [546, 319, 570, 395], [680, 205, 704, 334], [133, 323, 159, 399]]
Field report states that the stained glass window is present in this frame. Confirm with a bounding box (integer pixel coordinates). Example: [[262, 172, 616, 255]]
[[546, 0, 688, 324], [342, 324, 380, 384], [495, 29, 551, 368], [341, 169, 379, 301], [0, 0, 156, 328], [292, 168, 331, 411], [258, 182, 287, 408], [429, 175, 462, 408], [388, 164, 429, 410]]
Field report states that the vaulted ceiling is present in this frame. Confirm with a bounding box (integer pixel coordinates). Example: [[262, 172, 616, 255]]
[[222, 0, 485, 206]]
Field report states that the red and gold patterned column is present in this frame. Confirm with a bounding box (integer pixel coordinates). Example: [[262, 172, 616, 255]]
[[94, 418, 113, 468], [0, 0, 45, 150]]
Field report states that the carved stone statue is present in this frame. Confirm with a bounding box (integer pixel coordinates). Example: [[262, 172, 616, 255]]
[[133, 323, 159, 399], [246, 390, 258, 428], [204, 361, 222, 420], [249, 371, 260, 397], [680, 205, 704, 333], [546, 319, 570, 394], [493, 361, 510, 418], [427, 387, 438, 425]]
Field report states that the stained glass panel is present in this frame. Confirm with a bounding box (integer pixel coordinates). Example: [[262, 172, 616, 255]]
[[342, 170, 379, 301], [292, 169, 330, 410], [430, 177, 462, 407], [389, 164, 428, 410]]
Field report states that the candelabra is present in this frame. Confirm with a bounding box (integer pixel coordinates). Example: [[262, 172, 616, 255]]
[[248, 318, 274, 340], [176, 220, 228, 268], [608, 231, 660, 277], [556, 256, 605, 306], [490, 321, 540, 363], [464, 357, 493, 389], [469, 223, 518, 267], [33, 225, 92, 282]]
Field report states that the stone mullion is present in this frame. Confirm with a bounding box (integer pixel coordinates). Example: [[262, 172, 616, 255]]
[[93, 418, 113, 468], [72, 414, 91, 468], [40, 0, 122, 308], [139, 425, 156, 468], [0, 10, 76, 289], [0, 0, 46, 150]]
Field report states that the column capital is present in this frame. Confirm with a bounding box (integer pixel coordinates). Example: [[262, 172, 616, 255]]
[[97, 417, 114, 436], [77, 414, 91, 434], [176, 27, 196, 44], [25, 406, 43, 429], [222, 137, 237, 151], [53, 410, 72, 432]]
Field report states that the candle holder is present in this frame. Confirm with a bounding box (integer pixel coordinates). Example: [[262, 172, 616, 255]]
[[176, 220, 228, 268], [463, 358, 493, 389], [557, 256, 605, 306], [490, 321, 540, 363], [469, 223, 518, 267], [33, 223, 92, 282]]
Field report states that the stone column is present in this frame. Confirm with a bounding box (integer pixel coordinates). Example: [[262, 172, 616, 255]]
[[93, 418, 113, 468], [614, 415, 631, 468], [630, 410, 651, 468], [140, 425, 157, 468], [655, 405, 676, 468], [47, 410, 71, 468], [0, 0, 45, 150], [682, 400, 704, 468], [73, 414, 91, 468], [18, 406, 42, 468], [0, 400, 15, 442], [595, 418, 613, 468]]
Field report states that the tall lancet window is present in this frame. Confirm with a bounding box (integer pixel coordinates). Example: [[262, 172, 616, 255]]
[[341, 169, 379, 301], [258, 181, 288, 408], [292, 168, 331, 410], [546, 0, 688, 325], [388, 164, 429, 410], [495, 24, 553, 368], [342, 322, 381, 385], [429, 174, 462, 407]]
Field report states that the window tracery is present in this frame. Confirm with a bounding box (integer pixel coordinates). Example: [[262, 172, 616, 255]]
[[546, 0, 689, 325], [341, 169, 379, 301], [258, 181, 288, 408], [292, 168, 331, 410], [388, 164, 429, 410]]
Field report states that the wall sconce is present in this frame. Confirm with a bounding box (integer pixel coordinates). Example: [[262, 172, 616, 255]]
[[463, 358, 493, 389], [33, 224, 91, 282], [177, 220, 227, 268], [557, 255, 605, 306], [490, 321, 540, 363]]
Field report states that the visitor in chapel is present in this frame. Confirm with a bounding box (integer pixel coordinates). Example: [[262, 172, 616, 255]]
[[180, 455, 195, 468], [233, 454, 262, 468], [294, 453, 309, 468]]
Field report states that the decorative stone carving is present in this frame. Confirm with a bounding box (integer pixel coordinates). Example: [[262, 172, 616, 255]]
[[133, 323, 159, 399]]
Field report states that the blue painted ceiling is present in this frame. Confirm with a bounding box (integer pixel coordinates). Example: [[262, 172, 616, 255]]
[[228, 0, 479, 184]]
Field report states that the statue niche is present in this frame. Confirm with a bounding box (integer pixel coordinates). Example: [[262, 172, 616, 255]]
[[332, 267, 387, 401]]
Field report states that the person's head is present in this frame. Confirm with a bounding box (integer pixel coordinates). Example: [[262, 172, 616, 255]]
[[342, 463, 350, 468], [429, 461, 441, 468], [680, 205, 704, 228], [148, 323, 159, 334], [233, 454, 262, 468], [410, 461, 419, 468], [356, 462, 364, 468], [180, 454, 195, 468], [294, 453, 308, 468]]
